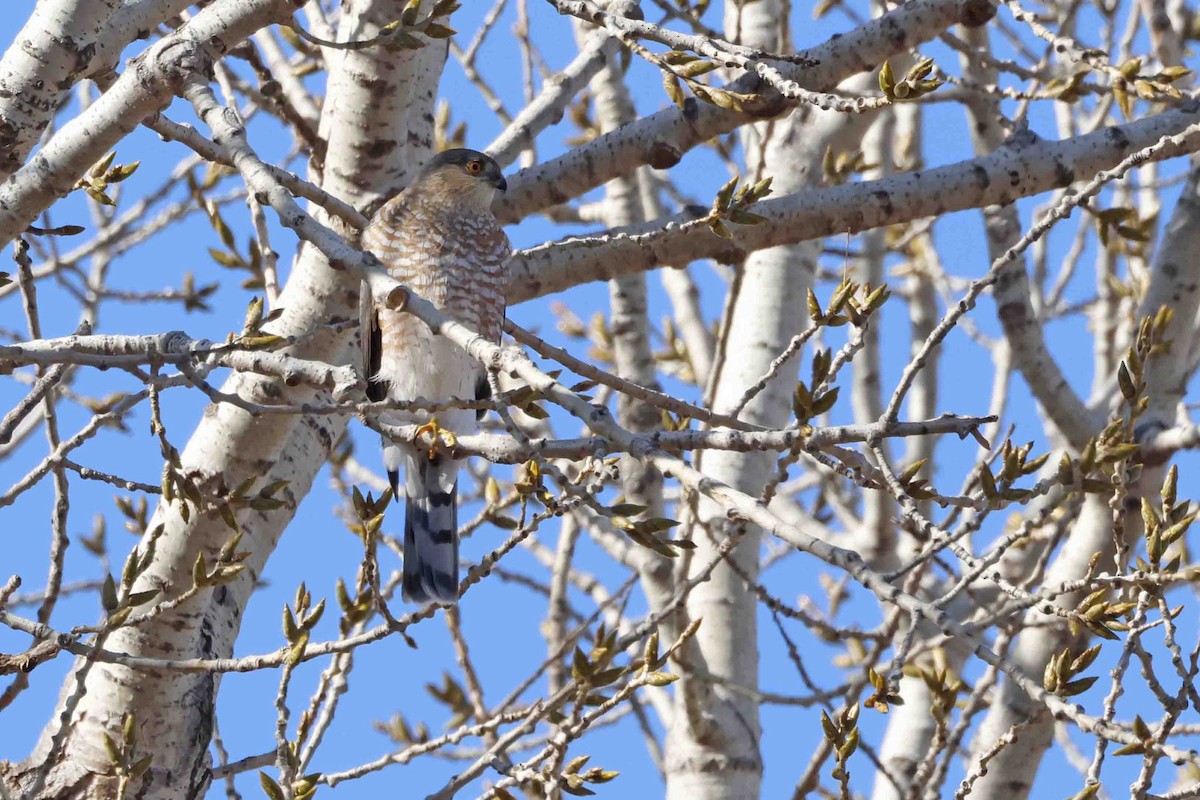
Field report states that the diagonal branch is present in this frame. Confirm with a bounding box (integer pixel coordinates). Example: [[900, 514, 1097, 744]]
[[0, 0, 297, 249], [507, 101, 1200, 305], [498, 0, 990, 222]]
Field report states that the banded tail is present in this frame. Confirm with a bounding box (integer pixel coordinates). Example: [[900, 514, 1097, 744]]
[[399, 451, 460, 605]]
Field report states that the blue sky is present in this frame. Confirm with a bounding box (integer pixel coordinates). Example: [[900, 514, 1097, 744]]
[[2, 1, 1199, 798]]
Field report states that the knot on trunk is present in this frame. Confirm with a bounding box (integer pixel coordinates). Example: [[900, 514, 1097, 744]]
[[958, 0, 997, 27], [150, 37, 215, 94]]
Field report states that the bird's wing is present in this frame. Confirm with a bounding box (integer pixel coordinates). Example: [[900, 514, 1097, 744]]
[[360, 280, 387, 403]]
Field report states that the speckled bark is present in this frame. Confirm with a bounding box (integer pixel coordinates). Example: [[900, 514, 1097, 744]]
[[0, 0, 122, 178], [498, 0, 987, 225], [1138, 162, 1200, 437], [0, 0, 295, 251], [0, 0, 196, 183], [662, 3, 888, 797], [572, 7, 677, 644], [9, 2, 447, 797], [508, 101, 1200, 304]]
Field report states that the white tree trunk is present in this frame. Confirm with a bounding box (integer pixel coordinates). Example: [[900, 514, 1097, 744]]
[[13, 3, 447, 796], [663, 4, 886, 796], [0, 0, 122, 179], [964, 27, 1200, 799]]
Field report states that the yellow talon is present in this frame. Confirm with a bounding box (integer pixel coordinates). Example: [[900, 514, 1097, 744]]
[[414, 417, 457, 460], [415, 417, 442, 460]]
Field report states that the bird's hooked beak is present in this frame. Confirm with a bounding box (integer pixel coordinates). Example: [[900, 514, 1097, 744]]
[[493, 174, 508, 193]]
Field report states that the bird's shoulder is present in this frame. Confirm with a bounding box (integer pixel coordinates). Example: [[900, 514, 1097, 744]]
[[366, 189, 418, 232]]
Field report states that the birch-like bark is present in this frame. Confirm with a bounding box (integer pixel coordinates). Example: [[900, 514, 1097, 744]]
[[663, 5, 785, 795], [663, 3, 893, 795], [498, 0, 989, 224], [12, 3, 447, 797], [0, 0, 122, 178], [0, 0, 193, 182], [1139, 162, 1200, 435], [507, 101, 1200, 304], [0, 0, 298, 250], [573, 7, 678, 640], [958, 30, 1200, 800]]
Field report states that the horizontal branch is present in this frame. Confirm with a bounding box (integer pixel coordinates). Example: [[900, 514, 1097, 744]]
[[376, 414, 996, 463], [552, 0, 892, 113], [507, 101, 1200, 303], [0, 331, 362, 398], [504, 320, 756, 431], [1143, 423, 1200, 460]]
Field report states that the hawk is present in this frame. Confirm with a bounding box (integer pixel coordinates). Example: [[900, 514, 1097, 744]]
[[361, 148, 510, 605]]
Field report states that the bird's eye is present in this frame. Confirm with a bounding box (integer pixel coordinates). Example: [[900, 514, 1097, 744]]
[[466, 160, 483, 175]]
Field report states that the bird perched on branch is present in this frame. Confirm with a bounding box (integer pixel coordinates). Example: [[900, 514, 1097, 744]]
[[360, 148, 510, 605]]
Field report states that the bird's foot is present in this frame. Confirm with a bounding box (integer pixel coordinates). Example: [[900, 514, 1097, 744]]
[[415, 417, 457, 460]]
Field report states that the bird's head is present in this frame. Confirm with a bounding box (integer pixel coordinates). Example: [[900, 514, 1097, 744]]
[[418, 148, 507, 212]]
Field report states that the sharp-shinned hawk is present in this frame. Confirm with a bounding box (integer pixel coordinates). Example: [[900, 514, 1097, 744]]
[[361, 148, 510, 605]]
